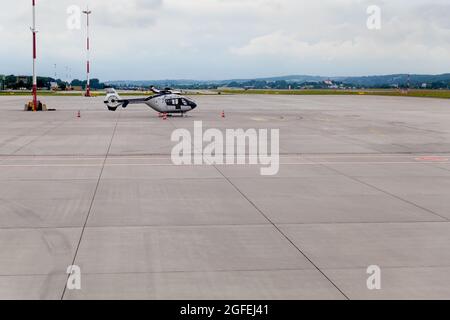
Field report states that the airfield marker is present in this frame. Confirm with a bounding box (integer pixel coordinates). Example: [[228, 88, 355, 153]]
[[83, 7, 92, 97]]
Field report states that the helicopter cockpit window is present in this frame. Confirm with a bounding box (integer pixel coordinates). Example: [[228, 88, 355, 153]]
[[166, 98, 188, 106], [166, 99, 179, 106]]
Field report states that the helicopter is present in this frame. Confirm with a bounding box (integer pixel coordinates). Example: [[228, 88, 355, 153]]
[[104, 86, 197, 115]]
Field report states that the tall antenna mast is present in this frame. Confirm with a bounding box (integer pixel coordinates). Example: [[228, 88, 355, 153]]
[[31, 0, 38, 111], [83, 6, 92, 97]]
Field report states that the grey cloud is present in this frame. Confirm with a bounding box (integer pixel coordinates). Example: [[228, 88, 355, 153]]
[[93, 0, 164, 28], [0, 0, 448, 80]]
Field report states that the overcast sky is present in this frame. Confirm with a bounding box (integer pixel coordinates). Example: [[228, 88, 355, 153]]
[[0, 0, 449, 81]]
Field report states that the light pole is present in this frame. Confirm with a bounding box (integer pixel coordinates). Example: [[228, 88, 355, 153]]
[[83, 7, 92, 97]]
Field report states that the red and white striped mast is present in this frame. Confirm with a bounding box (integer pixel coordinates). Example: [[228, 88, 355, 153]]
[[31, 0, 38, 111], [83, 6, 92, 97]]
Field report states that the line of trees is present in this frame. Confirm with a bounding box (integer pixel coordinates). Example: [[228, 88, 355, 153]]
[[0, 75, 106, 90], [225, 79, 450, 90], [69, 78, 105, 90], [226, 80, 347, 90]]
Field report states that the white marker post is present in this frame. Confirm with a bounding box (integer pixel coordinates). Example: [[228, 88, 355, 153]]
[[83, 7, 92, 97]]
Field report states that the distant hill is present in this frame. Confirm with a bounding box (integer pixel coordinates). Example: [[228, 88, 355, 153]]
[[105, 73, 450, 89], [105, 75, 328, 86], [334, 74, 450, 87]]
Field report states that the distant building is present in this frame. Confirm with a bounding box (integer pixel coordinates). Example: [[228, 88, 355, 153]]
[[16, 76, 28, 84], [50, 82, 59, 90]]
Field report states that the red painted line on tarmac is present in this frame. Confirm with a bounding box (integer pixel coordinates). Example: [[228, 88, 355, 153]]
[[415, 156, 449, 162]]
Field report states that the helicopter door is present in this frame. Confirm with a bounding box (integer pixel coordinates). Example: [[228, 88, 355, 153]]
[[175, 99, 182, 111], [165, 98, 180, 111]]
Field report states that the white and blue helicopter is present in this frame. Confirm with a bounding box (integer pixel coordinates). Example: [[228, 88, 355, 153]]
[[104, 87, 197, 116]]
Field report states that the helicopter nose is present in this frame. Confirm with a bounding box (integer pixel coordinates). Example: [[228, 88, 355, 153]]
[[188, 100, 197, 109]]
